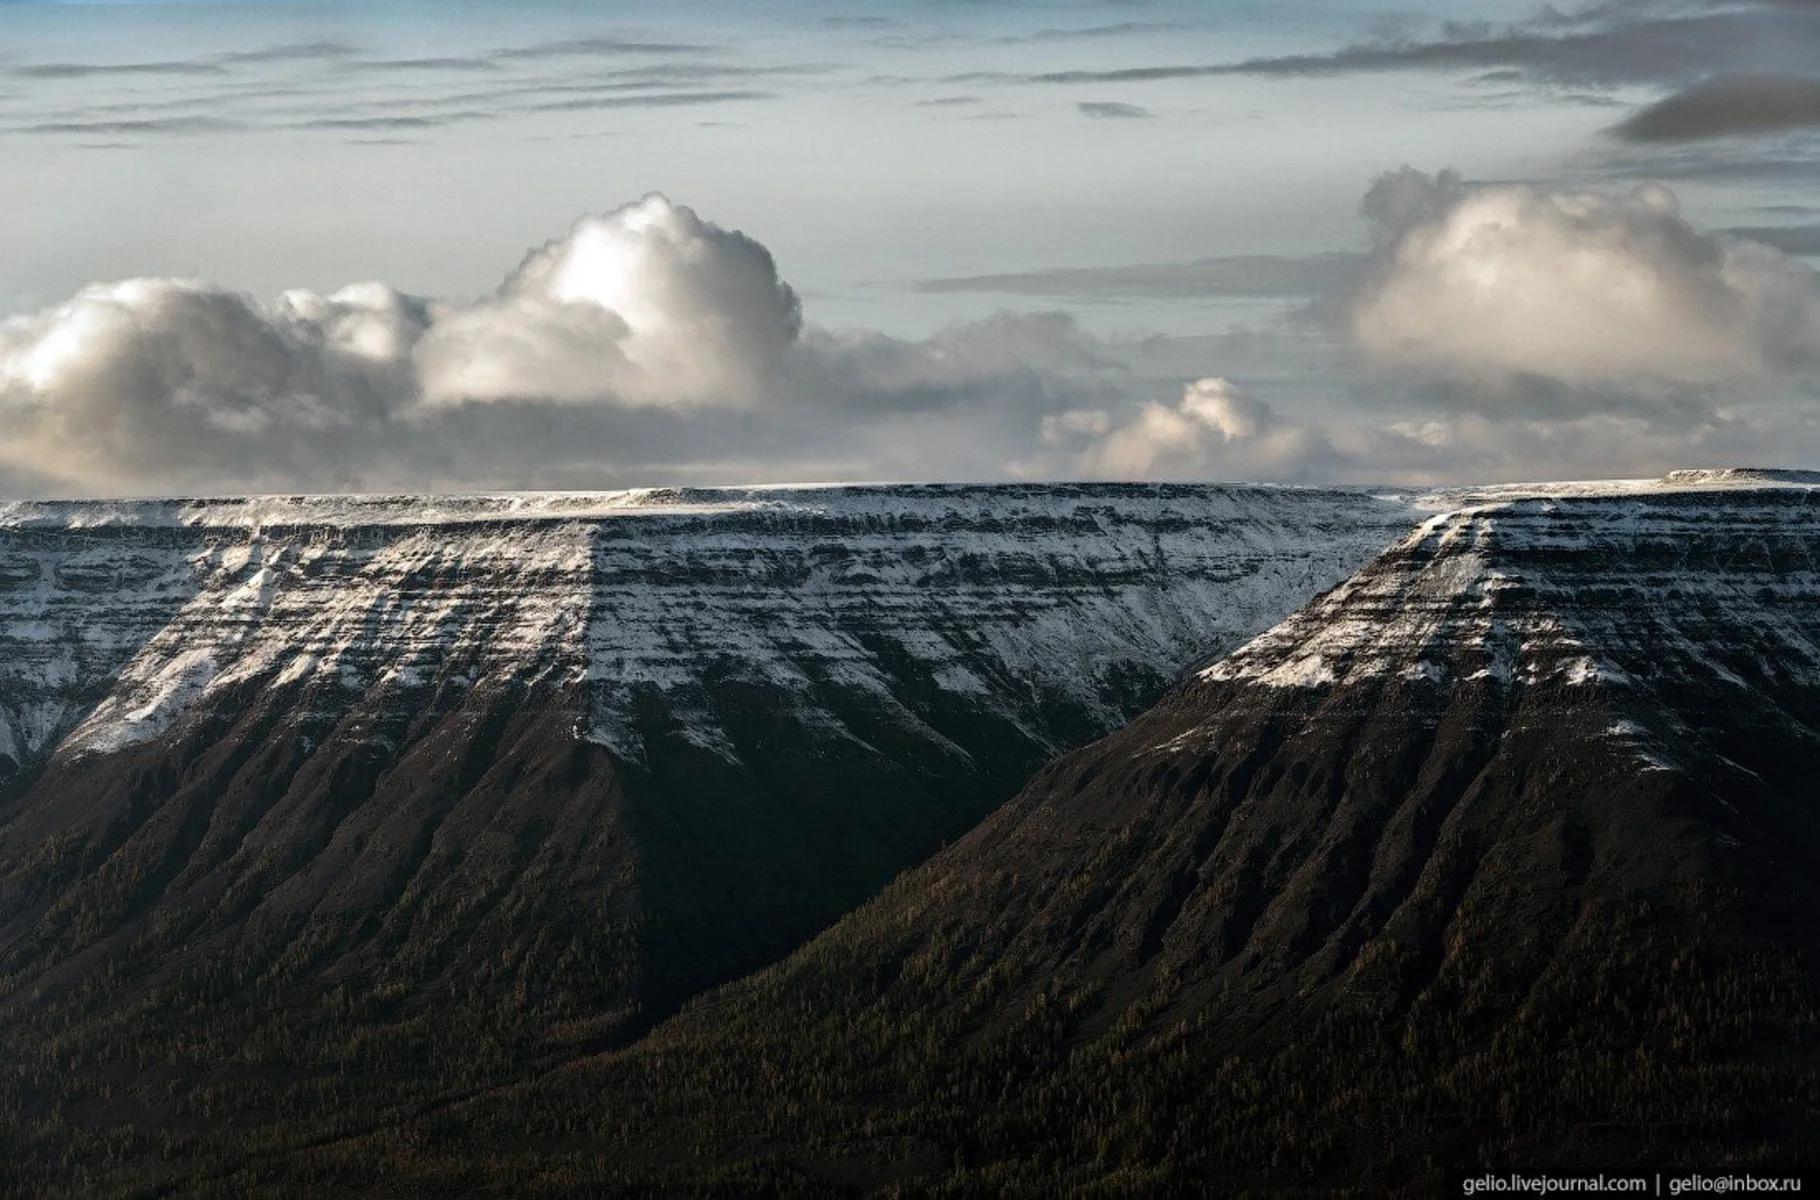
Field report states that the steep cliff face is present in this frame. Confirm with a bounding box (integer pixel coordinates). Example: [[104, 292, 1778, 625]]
[[363, 482, 1820, 1193], [0, 482, 1416, 1170], [0, 485, 1413, 777]]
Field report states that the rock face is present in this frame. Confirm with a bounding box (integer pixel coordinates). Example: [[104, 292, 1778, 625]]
[[0, 482, 1414, 1167], [373, 482, 1820, 1193]]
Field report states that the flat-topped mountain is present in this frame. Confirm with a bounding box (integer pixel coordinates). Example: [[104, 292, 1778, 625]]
[[277, 480, 1820, 1194], [0, 481, 1416, 1191]]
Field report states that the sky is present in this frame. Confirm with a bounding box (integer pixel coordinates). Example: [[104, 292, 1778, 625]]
[[2, 0, 1820, 494]]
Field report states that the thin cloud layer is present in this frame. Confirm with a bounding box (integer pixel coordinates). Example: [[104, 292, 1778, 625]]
[[1001, 12, 1792, 90], [1349, 169, 1820, 385]]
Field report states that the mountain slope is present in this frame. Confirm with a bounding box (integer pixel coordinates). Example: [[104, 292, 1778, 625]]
[[0, 482, 1416, 1190], [282, 483, 1820, 1194]]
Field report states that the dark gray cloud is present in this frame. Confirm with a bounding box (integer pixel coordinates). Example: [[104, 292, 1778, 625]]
[[13, 116, 242, 136], [915, 94, 979, 107], [1614, 74, 1820, 141], [293, 112, 497, 132], [13, 60, 228, 80], [495, 37, 717, 61], [217, 41, 356, 66], [1077, 100, 1153, 119], [1001, 21, 1186, 45], [345, 57, 500, 74], [917, 253, 1364, 300], [954, 6, 1818, 92]]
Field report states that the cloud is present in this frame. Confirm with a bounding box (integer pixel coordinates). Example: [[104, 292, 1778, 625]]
[[0, 195, 1134, 493], [7, 183, 1820, 497], [415, 194, 801, 408], [294, 113, 496, 132], [1347, 169, 1820, 386], [0, 30, 798, 144], [14, 117, 243, 136], [1613, 74, 1820, 141], [0, 194, 805, 491], [1025, 377, 1340, 480], [495, 37, 717, 61], [979, 5, 1820, 93], [12, 60, 229, 80], [1076, 101, 1152, 119], [216, 41, 356, 66], [345, 57, 500, 74], [0, 279, 424, 490]]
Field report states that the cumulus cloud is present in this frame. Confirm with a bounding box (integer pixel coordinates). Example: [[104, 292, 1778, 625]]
[[1022, 378, 1341, 481], [415, 194, 801, 408], [0, 278, 424, 489], [8, 181, 1820, 497], [0, 194, 1142, 493], [1348, 169, 1820, 385]]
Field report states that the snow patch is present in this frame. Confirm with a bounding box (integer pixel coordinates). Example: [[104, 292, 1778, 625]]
[[68, 648, 219, 754], [1562, 657, 1631, 687], [1402, 660, 1446, 683], [274, 653, 321, 687], [1258, 654, 1337, 689]]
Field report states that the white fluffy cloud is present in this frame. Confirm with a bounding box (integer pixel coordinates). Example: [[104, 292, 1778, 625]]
[[0, 195, 1135, 492], [415, 194, 801, 408], [7, 180, 1820, 495], [1024, 378, 1340, 481], [0, 278, 425, 488], [1351, 170, 1820, 385]]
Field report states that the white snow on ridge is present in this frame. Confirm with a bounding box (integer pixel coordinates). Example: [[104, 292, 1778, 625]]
[[1202, 482, 1820, 700], [22, 470, 1819, 770], [1416, 465, 1820, 511], [2, 483, 1420, 766]]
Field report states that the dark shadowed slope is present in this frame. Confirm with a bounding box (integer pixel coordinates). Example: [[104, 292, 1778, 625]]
[[0, 483, 1415, 1193], [248, 483, 1820, 1195]]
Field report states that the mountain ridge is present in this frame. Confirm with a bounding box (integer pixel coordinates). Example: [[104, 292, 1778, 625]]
[[0, 481, 1422, 1194], [234, 479, 1820, 1193]]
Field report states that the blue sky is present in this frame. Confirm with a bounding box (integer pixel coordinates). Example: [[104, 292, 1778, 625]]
[[2, 0, 1820, 493]]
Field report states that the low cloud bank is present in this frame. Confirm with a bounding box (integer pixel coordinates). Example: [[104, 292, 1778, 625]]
[[1024, 378, 1340, 481], [5, 180, 1820, 494], [0, 195, 1115, 492]]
